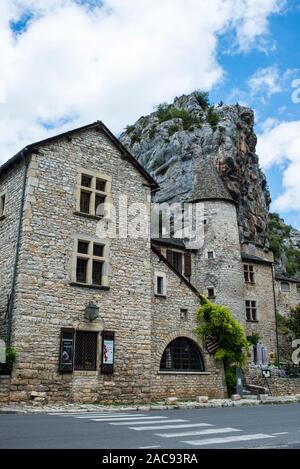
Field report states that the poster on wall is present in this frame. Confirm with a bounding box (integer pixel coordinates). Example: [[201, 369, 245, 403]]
[[59, 329, 74, 373], [101, 331, 115, 374]]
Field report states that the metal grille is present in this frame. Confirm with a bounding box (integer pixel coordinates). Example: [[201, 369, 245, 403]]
[[74, 331, 97, 370], [80, 190, 91, 214], [160, 337, 204, 372]]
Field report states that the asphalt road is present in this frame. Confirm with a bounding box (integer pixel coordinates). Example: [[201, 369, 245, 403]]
[[1, 403, 300, 449]]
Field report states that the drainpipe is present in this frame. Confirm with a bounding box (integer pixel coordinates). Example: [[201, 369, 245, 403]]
[[271, 263, 280, 368], [6, 150, 29, 346]]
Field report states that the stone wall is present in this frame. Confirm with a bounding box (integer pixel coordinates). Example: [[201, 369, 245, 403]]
[[0, 161, 25, 341], [191, 200, 246, 327], [0, 376, 11, 403], [275, 278, 300, 318], [247, 366, 300, 396], [9, 127, 154, 404], [150, 251, 226, 399]]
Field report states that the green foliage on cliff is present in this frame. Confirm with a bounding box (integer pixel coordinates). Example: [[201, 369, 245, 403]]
[[194, 295, 249, 393], [156, 103, 202, 130]]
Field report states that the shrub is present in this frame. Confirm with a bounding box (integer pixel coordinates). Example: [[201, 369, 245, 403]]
[[206, 106, 219, 131], [194, 91, 210, 110], [125, 125, 135, 134], [194, 295, 249, 394], [130, 134, 141, 145], [155, 103, 202, 130], [148, 126, 156, 139], [0, 347, 16, 375]]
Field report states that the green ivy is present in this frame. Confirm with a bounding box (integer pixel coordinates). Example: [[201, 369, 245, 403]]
[[0, 347, 16, 375], [194, 295, 249, 394]]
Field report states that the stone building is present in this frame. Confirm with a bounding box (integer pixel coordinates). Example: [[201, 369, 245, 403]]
[[0, 122, 224, 404]]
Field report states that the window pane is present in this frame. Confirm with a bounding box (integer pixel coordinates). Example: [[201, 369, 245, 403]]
[[81, 174, 92, 188], [0, 194, 5, 216], [92, 261, 103, 285], [157, 277, 164, 295], [95, 195, 105, 217], [78, 241, 89, 254], [93, 244, 104, 257], [74, 331, 97, 371], [96, 179, 106, 191], [208, 251, 214, 259], [80, 190, 91, 214], [76, 258, 88, 283], [173, 252, 182, 273], [160, 338, 204, 371]]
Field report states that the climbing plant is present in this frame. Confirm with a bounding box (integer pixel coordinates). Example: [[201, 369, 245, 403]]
[[0, 347, 16, 375], [194, 295, 249, 393]]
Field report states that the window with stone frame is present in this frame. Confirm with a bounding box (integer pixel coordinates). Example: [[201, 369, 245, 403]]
[[76, 169, 112, 218], [207, 287, 215, 299], [207, 251, 215, 260], [154, 271, 167, 296], [245, 300, 257, 322], [0, 192, 6, 218], [281, 281, 290, 292], [244, 264, 255, 283], [74, 238, 108, 287]]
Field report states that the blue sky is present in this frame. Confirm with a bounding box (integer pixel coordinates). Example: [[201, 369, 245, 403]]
[[1, 0, 300, 229]]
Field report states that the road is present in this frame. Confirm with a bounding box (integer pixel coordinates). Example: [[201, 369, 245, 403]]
[[1, 404, 300, 449]]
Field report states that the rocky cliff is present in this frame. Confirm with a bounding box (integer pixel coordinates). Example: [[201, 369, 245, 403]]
[[120, 92, 271, 246]]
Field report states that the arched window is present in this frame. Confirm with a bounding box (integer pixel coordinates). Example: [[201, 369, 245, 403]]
[[160, 337, 205, 372]]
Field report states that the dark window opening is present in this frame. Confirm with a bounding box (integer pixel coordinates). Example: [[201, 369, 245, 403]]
[[92, 261, 103, 286], [172, 251, 183, 274], [96, 179, 106, 192], [76, 258, 88, 283], [80, 190, 91, 214], [0, 194, 6, 216], [244, 264, 255, 283], [207, 287, 215, 299], [81, 174, 92, 188], [157, 276, 164, 295], [78, 240, 89, 254], [207, 251, 214, 259], [93, 244, 104, 257], [160, 337, 204, 372], [95, 195, 106, 217], [74, 331, 97, 371], [180, 309, 188, 321], [246, 300, 257, 321]]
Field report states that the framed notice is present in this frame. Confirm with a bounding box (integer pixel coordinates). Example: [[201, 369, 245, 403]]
[[101, 331, 115, 374], [59, 329, 74, 373]]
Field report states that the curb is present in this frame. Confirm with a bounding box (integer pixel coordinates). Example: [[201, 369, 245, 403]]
[[0, 396, 299, 414]]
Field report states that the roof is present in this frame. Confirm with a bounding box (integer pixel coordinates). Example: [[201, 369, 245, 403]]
[[275, 274, 300, 284], [0, 121, 159, 190], [151, 237, 187, 250], [241, 253, 273, 265], [188, 157, 235, 204], [151, 244, 199, 295]]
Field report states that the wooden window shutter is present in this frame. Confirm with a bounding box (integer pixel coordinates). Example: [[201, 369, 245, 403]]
[[166, 249, 173, 264], [184, 252, 192, 277]]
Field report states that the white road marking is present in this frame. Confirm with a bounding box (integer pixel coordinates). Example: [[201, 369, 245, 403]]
[[130, 423, 213, 431], [156, 427, 241, 438], [92, 416, 167, 422], [110, 419, 188, 426], [48, 412, 131, 416], [75, 414, 146, 419], [272, 432, 289, 435], [183, 433, 275, 446], [139, 446, 161, 449]]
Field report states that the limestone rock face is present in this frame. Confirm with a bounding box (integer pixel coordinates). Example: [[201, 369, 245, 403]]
[[120, 92, 271, 246]]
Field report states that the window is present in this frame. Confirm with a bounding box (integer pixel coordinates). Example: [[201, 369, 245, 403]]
[[76, 170, 111, 218], [74, 331, 97, 371], [244, 264, 255, 283], [246, 300, 257, 321], [59, 329, 98, 372], [74, 238, 108, 287], [160, 337, 205, 372], [154, 271, 167, 296], [0, 193, 6, 218], [180, 309, 188, 321], [166, 249, 183, 274], [207, 287, 215, 299], [281, 281, 290, 292], [207, 251, 215, 260]]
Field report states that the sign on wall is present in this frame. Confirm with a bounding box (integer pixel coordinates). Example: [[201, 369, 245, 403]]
[[101, 331, 115, 374], [59, 329, 74, 373]]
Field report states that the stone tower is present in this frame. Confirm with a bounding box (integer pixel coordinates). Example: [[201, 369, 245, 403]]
[[188, 157, 245, 326]]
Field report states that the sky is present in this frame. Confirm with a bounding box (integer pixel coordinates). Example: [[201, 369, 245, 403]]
[[1, 0, 300, 228]]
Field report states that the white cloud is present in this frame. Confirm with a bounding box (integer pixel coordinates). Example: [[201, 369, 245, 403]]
[[0, 0, 285, 164], [257, 120, 300, 213], [248, 66, 282, 96]]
